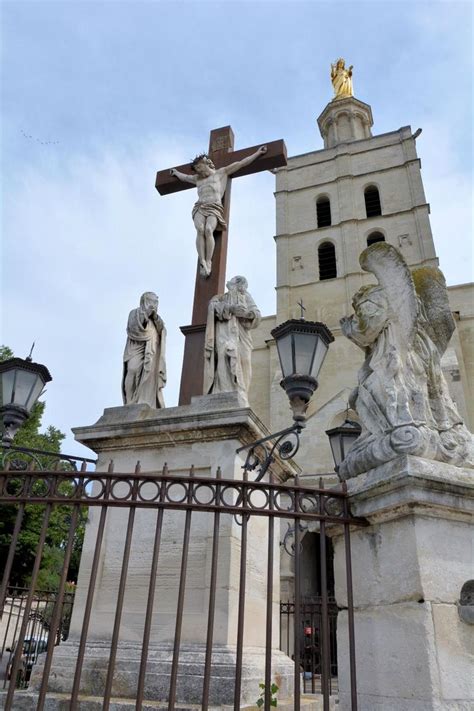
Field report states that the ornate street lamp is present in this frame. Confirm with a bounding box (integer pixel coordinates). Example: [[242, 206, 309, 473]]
[[237, 316, 334, 481], [325, 419, 361, 473], [0, 354, 52, 444], [271, 318, 334, 423]]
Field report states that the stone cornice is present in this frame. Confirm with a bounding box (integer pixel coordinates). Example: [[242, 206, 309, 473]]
[[279, 126, 413, 171], [74, 403, 266, 452], [273, 259, 439, 292], [273, 204, 431, 242], [274, 159, 422, 196], [72, 394, 300, 481], [345, 455, 474, 525]]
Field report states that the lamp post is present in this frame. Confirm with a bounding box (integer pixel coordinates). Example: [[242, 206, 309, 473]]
[[237, 318, 334, 480], [272, 318, 334, 423], [325, 419, 361, 473], [0, 355, 52, 444]]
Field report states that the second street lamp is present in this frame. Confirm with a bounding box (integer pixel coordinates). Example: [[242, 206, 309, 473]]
[[325, 419, 362, 473]]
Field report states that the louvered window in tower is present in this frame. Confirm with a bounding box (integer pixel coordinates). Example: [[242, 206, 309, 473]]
[[317, 197, 332, 227], [364, 186, 382, 217], [367, 232, 385, 246], [318, 242, 337, 280]]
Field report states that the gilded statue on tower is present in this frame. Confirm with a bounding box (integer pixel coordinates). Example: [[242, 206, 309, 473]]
[[331, 58, 353, 99]]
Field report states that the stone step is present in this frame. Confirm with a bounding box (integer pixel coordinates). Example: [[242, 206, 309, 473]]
[[0, 691, 337, 710]]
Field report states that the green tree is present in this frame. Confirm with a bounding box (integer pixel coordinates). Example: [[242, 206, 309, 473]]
[[0, 345, 87, 589]]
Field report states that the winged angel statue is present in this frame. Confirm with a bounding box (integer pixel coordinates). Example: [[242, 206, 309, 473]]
[[339, 242, 473, 479]]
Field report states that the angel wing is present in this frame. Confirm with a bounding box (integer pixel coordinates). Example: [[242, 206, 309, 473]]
[[359, 242, 419, 346], [411, 266, 455, 355]]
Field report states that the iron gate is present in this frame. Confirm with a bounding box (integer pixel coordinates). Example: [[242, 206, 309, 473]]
[[0, 459, 366, 710], [280, 598, 338, 695]]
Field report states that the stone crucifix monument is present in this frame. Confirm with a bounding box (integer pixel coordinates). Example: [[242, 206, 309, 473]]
[[155, 126, 287, 405], [22, 135, 292, 707], [331, 243, 474, 711]]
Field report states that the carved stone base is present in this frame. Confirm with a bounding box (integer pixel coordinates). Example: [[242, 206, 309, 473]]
[[0, 691, 324, 711], [22, 642, 294, 707], [339, 423, 474, 480]]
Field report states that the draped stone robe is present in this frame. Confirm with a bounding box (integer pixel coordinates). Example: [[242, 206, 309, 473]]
[[122, 307, 166, 408], [203, 288, 260, 402]]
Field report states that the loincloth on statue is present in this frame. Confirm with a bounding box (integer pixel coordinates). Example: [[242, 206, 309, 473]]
[[192, 201, 227, 230]]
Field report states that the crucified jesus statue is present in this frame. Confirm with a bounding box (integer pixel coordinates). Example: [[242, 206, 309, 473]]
[[170, 145, 267, 277]]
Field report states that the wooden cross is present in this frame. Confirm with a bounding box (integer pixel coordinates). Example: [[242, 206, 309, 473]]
[[156, 126, 287, 405]]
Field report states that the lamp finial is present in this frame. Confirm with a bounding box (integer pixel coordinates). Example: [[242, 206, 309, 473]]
[[26, 342, 35, 362]]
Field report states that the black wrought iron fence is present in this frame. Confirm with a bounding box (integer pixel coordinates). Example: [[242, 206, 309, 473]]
[[0, 461, 366, 711]]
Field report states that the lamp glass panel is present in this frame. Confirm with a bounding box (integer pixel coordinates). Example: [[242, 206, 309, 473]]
[[329, 433, 343, 468], [276, 333, 294, 377], [342, 431, 359, 459], [13, 369, 39, 409], [0, 370, 15, 406], [310, 339, 329, 379], [293, 333, 318, 376], [25, 379, 45, 411]]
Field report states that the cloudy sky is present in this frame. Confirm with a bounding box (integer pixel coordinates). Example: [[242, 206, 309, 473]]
[[1, 0, 472, 457]]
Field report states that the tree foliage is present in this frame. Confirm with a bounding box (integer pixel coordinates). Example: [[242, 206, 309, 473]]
[[0, 345, 87, 589]]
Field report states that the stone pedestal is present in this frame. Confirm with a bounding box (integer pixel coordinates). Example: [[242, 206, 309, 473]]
[[29, 393, 296, 707], [331, 455, 474, 711]]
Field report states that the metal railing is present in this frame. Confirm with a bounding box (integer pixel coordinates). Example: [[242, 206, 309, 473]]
[[0, 444, 96, 471], [280, 598, 339, 695], [0, 462, 366, 710]]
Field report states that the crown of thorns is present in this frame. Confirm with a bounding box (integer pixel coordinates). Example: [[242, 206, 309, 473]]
[[191, 153, 213, 171]]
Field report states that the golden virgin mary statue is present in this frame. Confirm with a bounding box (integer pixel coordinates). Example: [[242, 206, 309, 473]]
[[331, 58, 354, 99]]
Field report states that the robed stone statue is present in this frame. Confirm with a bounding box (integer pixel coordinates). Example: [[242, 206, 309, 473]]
[[204, 276, 261, 402], [122, 292, 166, 408]]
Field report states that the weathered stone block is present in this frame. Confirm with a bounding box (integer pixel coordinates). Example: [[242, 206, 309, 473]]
[[332, 457, 474, 710]]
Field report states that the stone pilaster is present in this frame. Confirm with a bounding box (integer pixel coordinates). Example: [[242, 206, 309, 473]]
[[331, 455, 474, 711]]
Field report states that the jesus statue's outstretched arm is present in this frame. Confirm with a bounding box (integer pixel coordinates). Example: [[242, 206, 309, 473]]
[[170, 168, 197, 185], [224, 145, 267, 176]]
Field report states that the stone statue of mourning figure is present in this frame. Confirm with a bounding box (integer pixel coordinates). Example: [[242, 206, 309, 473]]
[[339, 242, 474, 480], [122, 292, 166, 408], [204, 275, 261, 403]]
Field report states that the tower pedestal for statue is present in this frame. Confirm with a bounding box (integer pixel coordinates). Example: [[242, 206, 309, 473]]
[[27, 393, 295, 708], [331, 455, 474, 711]]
